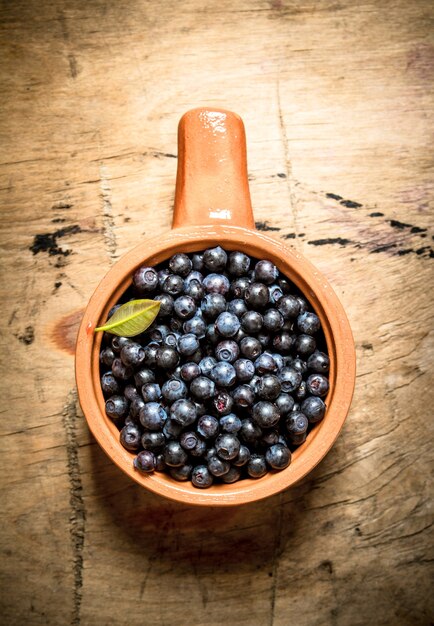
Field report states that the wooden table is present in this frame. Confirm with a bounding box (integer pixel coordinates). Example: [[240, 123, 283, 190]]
[[1, 1, 433, 624]]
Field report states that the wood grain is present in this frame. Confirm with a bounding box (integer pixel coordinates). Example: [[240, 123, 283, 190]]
[[1, 1, 433, 625]]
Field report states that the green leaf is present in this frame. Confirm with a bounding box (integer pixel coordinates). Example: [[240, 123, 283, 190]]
[[95, 299, 161, 337]]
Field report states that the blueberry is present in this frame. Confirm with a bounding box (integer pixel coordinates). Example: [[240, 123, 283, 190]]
[[190, 438, 208, 457], [241, 311, 263, 333], [232, 385, 255, 407], [161, 379, 188, 403], [290, 432, 307, 446], [170, 464, 193, 481], [215, 340, 239, 363], [261, 430, 280, 446], [244, 282, 269, 309], [257, 331, 271, 348], [202, 273, 230, 295], [174, 295, 196, 320], [297, 311, 321, 335], [239, 418, 262, 444], [120, 341, 145, 367], [162, 418, 183, 440], [270, 352, 285, 370], [170, 399, 197, 427], [277, 295, 301, 319], [192, 253, 204, 271], [210, 362, 237, 387], [139, 403, 167, 430], [301, 397, 326, 423], [252, 401, 280, 428], [180, 431, 200, 450], [100, 347, 116, 367], [254, 353, 278, 375], [233, 358, 255, 382], [215, 311, 241, 337], [105, 395, 129, 420], [249, 375, 261, 394], [295, 334, 316, 356], [306, 374, 329, 397], [133, 266, 158, 293], [149, 324, 170, 343], [278, 367, 302, 392], [158, 268, 170, 289], [156, 347, 180, 370], [130, 396, 145, 419], [307, 350, 330, 373], [111, 336, 131, 353], [228, 251, 250, 276], [184, 270, 204, 288], [247, 454, 267, 478], [141, 431, 165, 451], [134, 450, 156, 473], [232, 445, 251, 467], [141, 383, 162, 403], [169, 253, 192, 277], [265, 444, 291, 470], [295, 380, 308, 400], [212, 389, 234, 415], [184, 279, 205, 302], [162, 274, 184, 296], [227, 298, 248, 317], [155, 453, 167, 471], [155, 293, 174, 317], [101, 372, 121, 395], [163, 332, 180, 349], [263, 309, 284, 332], [291, 357, 308, 374], [219, 414, 242, 433], [208, 456, 230, 477], [257, 375, 281, 400], [199, 356, 217, 376], [112, 358, 133, 381], [120, 423, 141, 451], [191, 465, 213, 488], [178, 333, 200, 356], [197, 415, 219, 439], [230, 276, 250, 298], [221, 466, 242, 483], [240, 336, 262, 359], [286, 411, 308, 437], [206, 323, 220, 344], [190, 376, 216, 400], [272, 331, 295, 353], [268, 284, 283, 304], [169, 317, 183, 333], [180, 362, 201, 382], [164, 441, 188, 467], [142, 343, 160, 367], [215, 434, 240, 460], [201, 293, 227, 319], [254, 260, 278, 284], [275, 393, 295, 415], [203, 246, 227, 271], [183, 315, 206, 338]]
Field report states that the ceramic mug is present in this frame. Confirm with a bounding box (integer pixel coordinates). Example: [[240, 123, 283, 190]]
[[75, 108, 356, 506]]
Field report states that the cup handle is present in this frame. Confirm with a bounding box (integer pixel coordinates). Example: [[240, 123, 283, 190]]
[[172, 108, 255, 230]]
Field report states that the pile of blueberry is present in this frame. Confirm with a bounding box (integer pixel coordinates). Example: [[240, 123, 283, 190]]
[[99, 247, 330, 488]]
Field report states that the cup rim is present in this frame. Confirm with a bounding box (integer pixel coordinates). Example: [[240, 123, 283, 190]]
[[75, 224, 356, 506]]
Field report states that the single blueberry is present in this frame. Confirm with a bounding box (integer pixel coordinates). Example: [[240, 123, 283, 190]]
[[306, 374, 329, 397], [100, 347, 116, 367], [232, 385, 255, 408], [232, 445, 251, 467], [278, 367, 302, 392], [155, 293, 174, 317], [233, 358, 255, 382], [212, 389, 234, 415], [241, 310, 263, 333], [170, 464, 193, 481], [272, 331, 295, 353], [307, 350, 330, 373], [101, 372, 121, 396], [170, 399, 197, 427], [247, 454, 267, 478], [210, 362, 237, 387], [215, 311, 241, 337], [141, 383, 162, 403], [141, 431, 165, 451], [162, 274, 184, 296], [120, 423, 141, 451], [161, 379, 188, 404], [178, 333, 200, 356], [244, 282, 269, 309], [297, 311, 321, 335], [286, 411, 309, 435], [180, 362, 201, 382], [105, 395, 129, 420], [201, 293, 227, 319], [275, 393, 295, 415], [199, 356, 217, 376], [197, 414, 219, 439], [134, 450, 156, 473], [301, 396, 326, 423], [180, 431, 200, 451], [139, 403, 167, 430], [169, 253, 192, 277], [221, 466, 242, 483], [133, 266, 158, 292], [254, 260, 279, 284], [163, 441, 188, 467], [183, 315, 206, 338], [202, 273, 230, 295], [252, 401, 280, 428], [228, 251, 250, 276], [208, 456, 230, 477], [219, 413, 242, 433], [120, 343, 145, 368], [203, 246, 227, 272], [190, 376, 216, 400], [239, 418, 262, 444], [240, 336, 262, 359], [265, 444, 291, 470], [191, 465, 214, 488], [230, 276, 250, 299], [277, 295, 301, 319], [263, 309, 284, 332], [174, 295, 197, 320], [227, 298, 248, 318], [192, 253, 204, 271], [215, 340, 240, 363], [184, 279, 205, 302], [254, 353, 278, 375], [215, 434, 241, 460], [112, 358, 133, 381], [257, 375, 281, 400], [156, 347, 180, 370], [295, 334, 316, 356]]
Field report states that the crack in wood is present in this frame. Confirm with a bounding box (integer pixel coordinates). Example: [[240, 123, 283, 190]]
[[99, 164, 117, 264], [62, 390, 85, 626]]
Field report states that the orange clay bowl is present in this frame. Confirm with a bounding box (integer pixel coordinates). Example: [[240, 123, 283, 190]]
[[75, 107, 356, 506]]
